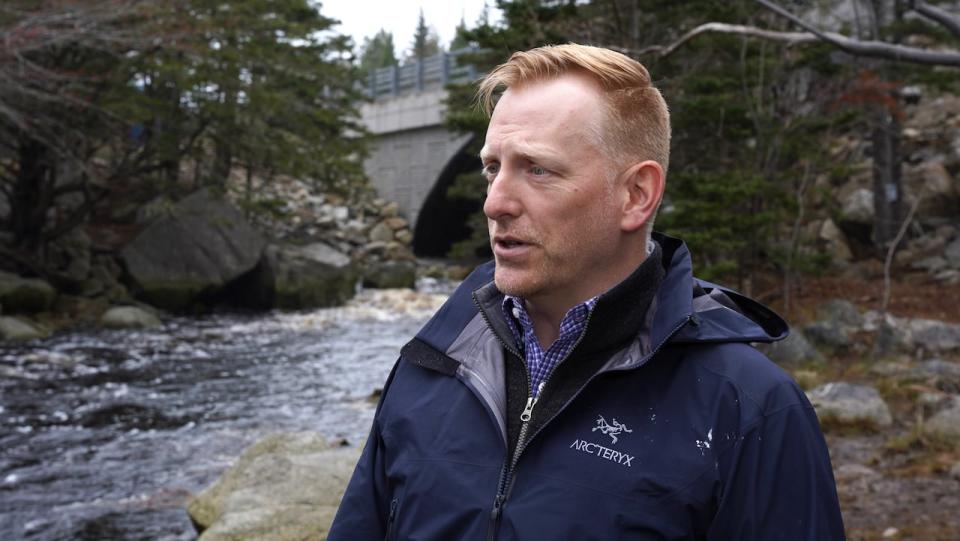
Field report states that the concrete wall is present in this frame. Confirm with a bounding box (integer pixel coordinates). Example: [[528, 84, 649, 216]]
[[360, 88, 472, 229], [363, 127, 471, 229]]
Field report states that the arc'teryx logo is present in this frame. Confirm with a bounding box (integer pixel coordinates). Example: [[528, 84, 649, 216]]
[[592, 415, 632, 444], [569, 414, 635, 468]]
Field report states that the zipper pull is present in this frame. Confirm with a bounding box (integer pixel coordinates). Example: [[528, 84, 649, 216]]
[[520, 395, 538, 422], [490, 493, 504, 521]]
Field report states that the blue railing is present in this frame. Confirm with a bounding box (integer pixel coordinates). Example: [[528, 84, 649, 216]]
[[366, 47, 480, 100]]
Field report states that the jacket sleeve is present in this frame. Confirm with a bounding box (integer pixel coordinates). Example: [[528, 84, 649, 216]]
[[708, 384, 846, 540], [327, 361, 400, 540]]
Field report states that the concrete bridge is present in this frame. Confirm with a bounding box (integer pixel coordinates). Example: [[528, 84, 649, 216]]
[[359, 49, 483, 256]]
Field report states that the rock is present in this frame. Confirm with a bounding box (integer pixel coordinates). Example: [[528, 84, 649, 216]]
[[926, 397, 960, 439], [817, 299, 863, 329], [906, 318, 960, 353], [842, 188, 874, 225], [759, 330, 824, 367], [395, 229, 414, 245], [241, 243, 357, 310], [934, 269, 960, 284], [911, 255, 948, 273], [946, 238, 960, 267], [950, 462, 960, 480], [903, 161, 959, 219], [807, 382, 893, 427], [803, 321, 850, 352], [0, 316, 46, 341], [121, 189, 266, 311], [368, 221, 395, 243], [913, 359, 960, 392], [384, 217, 408, 231], [818, 219, 853, 263], [0, 271, 57, 313], [46, 228, 92, 289], [380, 201, 399, 217], [100, 306, 162, 329], [361, 261, 416, 289], [187, 432, 361, 541]]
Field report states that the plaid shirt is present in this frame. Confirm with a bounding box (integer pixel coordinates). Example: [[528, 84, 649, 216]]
[[502, 295, 598, 398]]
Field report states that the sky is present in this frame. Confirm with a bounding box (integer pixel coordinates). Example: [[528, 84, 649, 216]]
[[319, 0, 501, 57]]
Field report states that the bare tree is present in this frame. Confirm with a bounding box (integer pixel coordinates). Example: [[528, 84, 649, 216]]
[[0, 1, 183, 271]]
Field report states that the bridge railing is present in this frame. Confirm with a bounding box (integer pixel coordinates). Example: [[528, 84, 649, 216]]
[[366, 47, 480, 100]]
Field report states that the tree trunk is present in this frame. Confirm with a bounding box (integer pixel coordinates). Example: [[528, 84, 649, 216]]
[[871, 108, 903, 247], [11, 138, 56, 251]]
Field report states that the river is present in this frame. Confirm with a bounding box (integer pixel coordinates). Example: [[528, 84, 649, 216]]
[[0, 283, 452, 540]]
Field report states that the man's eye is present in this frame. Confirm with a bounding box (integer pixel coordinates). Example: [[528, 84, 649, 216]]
[[482, 163, 500, 178], [530, 166, 548, 176]]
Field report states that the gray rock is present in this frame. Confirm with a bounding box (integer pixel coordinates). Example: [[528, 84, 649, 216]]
[[926, 397, 960, 439], [46, 228, 92, 288], [100, 306, 162, 329], [121, 189, 266, 311], [946, 238, 960, 267], [395, 229, 414, 245], [0, 271, 57, 313], [803, 321, 850, 351], [950, 461, 960, 480], [903, 161, 959, 219], [0, 316, 45, 341], [842, 188, 874, 225], [807, 382, 893, 427], [242, 243, 357, 310], [368, 221, 395, 243], [934, 269, 960, 284], [187, 432, 361, 541], [817, 299, 863, 329], [907, 318, 960, 353], [759, 330, 824, 367], [818, 219, 853, 263], [362, 261, 416, 289], [912, 255, 948, 273]]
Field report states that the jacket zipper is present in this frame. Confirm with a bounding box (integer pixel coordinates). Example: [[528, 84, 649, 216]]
[[485, 304, 599, 540], [385, 497, 398, 540], [486, 310, 692, 541]]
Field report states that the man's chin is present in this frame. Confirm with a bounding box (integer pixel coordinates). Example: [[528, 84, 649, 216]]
[[493, 268, 538, 298]]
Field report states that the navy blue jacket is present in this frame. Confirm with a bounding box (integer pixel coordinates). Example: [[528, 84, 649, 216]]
[[329, 235, 845, 540]]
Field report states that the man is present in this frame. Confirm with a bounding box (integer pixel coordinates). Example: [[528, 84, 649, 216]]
[[329, 44, 844, 540]]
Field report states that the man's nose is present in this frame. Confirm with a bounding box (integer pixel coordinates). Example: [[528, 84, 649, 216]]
[[483, 172, 522, 220]]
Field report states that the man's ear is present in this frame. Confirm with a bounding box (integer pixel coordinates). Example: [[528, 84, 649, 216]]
[[620, 160, 664, 233]]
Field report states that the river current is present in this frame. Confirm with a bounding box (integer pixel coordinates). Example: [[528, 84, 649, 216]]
[[0, 283, 452, 540]]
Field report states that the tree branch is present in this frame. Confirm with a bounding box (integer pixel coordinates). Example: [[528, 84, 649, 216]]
[[755, 0, 960, 67], [626, 22, 819, 58], [912, 0, 960, 40]]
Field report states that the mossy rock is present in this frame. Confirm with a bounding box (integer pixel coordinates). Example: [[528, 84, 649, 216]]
[[0, 271, 56, 313]]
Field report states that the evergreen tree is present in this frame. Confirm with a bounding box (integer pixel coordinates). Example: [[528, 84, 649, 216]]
[[450, 15, 472, 51], [408, 8, 441, 61], [360, 29, 399, 73]]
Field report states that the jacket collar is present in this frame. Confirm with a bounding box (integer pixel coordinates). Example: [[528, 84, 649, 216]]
[[473, 240, 665, 359]]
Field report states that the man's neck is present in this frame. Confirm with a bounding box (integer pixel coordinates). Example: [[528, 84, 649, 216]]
[[523, 242, 653, 348]]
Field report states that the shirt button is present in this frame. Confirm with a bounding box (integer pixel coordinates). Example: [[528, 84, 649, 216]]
[[512, 306, 521, 319]]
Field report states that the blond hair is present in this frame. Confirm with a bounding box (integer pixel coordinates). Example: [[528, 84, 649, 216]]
[[477, 43, 670, 175]]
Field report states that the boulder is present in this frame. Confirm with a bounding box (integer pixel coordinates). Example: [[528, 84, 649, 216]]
[[841, 188, 874, 225], [807, 382, 893, 427], [946, 237, 960, 268], [903, 161, 959, 219], [361, 261, 416, 289], [121, 189, 266, 311], [187, 432, 361, 541], [802, 321, 850, 352], [100, 306, 162, 329], [817, 299, 863, 329], [759, 330, 824, 367], [242, 243, 356, 310], [368, 221, 395, 244], [818, 219, 853, 263], [0, 271, 57, 313], [926, 397, 960, 439], [0, 316, 46, 341], [906, 318, 960, 354], [46, 228, 92, 289]]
